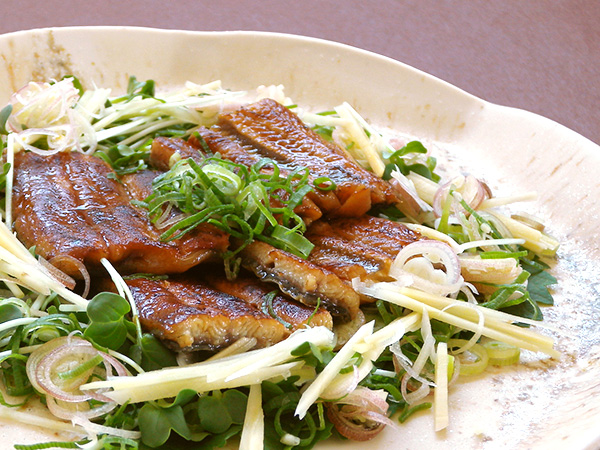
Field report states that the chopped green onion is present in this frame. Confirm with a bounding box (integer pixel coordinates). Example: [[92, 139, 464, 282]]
[[312, 177, 337, 191], [143, 155, 317, 259], [270, 225, 314, 257], [398, 402, 432, 423], [482, 340, 520, 366], [448, 339, 489, 376], [57, 354, 104, 380], [261, 291, 292, 330]]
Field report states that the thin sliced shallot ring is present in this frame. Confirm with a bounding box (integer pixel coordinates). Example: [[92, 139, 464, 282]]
[[35, 339, 127, 404], [87, 352, 129, 403], [389, 175, 424, 219], [400, 372, 431, 404], [441, 303, 485, 354], [37, 344, 101, 402], [46, 396, 116, 421], [325, 403, 386, 441], [26, 336, 90, 394], [47, 254, 90, 297], [344, 408, 397, 428], [432, 175, 490, 217], [390, 240, 464, 296], [39, 256, 77, 290], [390, 343, 434, 387], [336, 387, 389, 414], [391, 240, 462, 284]]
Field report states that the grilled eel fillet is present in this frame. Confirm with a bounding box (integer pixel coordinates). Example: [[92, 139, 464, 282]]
[[239, 216, 422, 313], [149, 136, 323, 224], [190, 98, 403, 217], [239, 241, 361, 322], [198, 270, 333, 331], [12, 151, 228, 276], [305, 216, 423, 301], [120, 274, 332, 351]]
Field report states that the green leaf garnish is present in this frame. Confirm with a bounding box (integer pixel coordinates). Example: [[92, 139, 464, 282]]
[[119, 76, 160, 102], [0, 303, 23, 323], [84, 292, 131, 350], [521, 257, 557, 305], [383, 141, 440, 182], [0, 162, 12, 191], [61, 75, 84, 96], [139, 333, 178, 370], [95, 142, 151, 175], [138, 402, 192, 447]]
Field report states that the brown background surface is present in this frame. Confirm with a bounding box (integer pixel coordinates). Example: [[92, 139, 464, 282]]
[[0, 0, 598, 144]]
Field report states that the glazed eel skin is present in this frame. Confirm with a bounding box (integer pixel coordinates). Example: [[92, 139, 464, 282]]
[[239, 215, 423, 311], [149, 125, 423, 319], [114, 272, 332, 351], [306, 216, 423, 288], [12, 151, 229, 276]]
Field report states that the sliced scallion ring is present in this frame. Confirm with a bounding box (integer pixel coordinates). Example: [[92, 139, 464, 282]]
[[448, 339, 488, 376], [201, 163, 242, 196], [482, 340, 520, 366]]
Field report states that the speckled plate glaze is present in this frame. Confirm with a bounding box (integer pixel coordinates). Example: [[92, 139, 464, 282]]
[[0, 27, 598, 450]]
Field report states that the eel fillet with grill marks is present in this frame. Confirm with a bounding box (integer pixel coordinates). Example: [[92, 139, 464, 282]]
[[305, 216, 423, 301], [239, 216, 422, 311], [239, 241, 361, 322], [119, 273, 332, 351], [12, 151, 228, 276], [190, 98, 403, 217]]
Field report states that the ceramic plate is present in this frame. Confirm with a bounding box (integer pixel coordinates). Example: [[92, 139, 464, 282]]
[[0, 27, 598, 450]]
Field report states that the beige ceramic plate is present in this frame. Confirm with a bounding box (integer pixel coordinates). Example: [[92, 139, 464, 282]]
[[0, 27, 599, 450]]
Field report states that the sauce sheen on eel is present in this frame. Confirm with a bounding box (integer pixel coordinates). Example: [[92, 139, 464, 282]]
[[239, 240, 361, 322], [113, 274, 332, 351], [12, 151, 229, 276], [239, 216, 423, 311], [305, 216, 423, 302]]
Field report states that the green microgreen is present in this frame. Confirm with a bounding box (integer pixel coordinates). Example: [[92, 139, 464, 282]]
[[0, 162, 10, 191], [137, 333, 178, 371], [83, 290, 177, 370], [95, 142, 152, 175], [138, 401, 192, 447], [84, 292, 131, 350], [60, 75, 84, 96], [111, 76, 161, 103]]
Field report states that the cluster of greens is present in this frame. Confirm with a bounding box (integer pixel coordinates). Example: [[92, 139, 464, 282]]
[[444, 200, 555, 321], [139, 153, 324, 264]]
